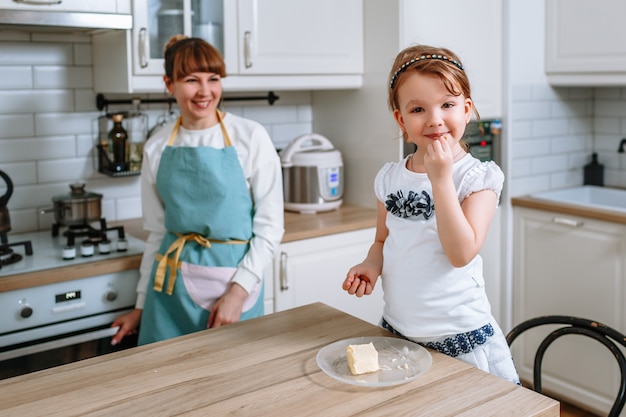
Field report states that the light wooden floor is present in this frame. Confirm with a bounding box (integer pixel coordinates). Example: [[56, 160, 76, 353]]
[[560, 401, 600, 417]]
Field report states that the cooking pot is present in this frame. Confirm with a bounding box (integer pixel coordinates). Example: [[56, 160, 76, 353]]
[[280, 133, 343, 214], [43, 183, 103, 226], [0, 169, 13, 234]]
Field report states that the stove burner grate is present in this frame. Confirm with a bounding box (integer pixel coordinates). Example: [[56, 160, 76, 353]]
[[53, 218, 125, 248], [0, 234, 33, 268], [0, 251, 23, 266]]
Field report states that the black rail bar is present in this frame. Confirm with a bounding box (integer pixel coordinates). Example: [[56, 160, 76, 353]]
[[96, 91, 279, 111]]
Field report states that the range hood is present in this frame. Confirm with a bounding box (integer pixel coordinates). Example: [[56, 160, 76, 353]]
[[0, 9, 132, 31]]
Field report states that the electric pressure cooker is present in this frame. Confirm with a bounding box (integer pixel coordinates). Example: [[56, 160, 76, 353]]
[[280, 134, 343, 214]]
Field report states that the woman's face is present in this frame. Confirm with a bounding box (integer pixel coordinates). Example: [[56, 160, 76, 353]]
[[393, 71, 472, 153], [165, 72, 222, 129]]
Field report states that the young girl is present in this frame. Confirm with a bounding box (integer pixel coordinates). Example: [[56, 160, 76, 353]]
[[110, 36, 284, 346], [342, 44, 519, 383]]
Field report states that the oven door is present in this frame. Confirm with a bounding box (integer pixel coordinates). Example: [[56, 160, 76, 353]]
[[0, 309, 138, 380]]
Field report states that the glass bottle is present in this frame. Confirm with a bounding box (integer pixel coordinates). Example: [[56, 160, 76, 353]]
[[126, 99, 148, 172], [109, 114, 128, 172]]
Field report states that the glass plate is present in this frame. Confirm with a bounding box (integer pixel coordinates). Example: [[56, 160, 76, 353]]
[[316, 336, 432, 387]]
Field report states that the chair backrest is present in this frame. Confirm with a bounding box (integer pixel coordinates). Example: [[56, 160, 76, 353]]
[[506, 315, 626, 417]]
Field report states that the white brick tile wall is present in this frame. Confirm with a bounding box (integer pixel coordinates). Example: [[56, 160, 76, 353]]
[[0, 90, 74, 113], [511, 83, 626, 195], [0, 162, 36, 185], [0, 36, 312, 233], [0, 114, 34, 137], [73, 43, 92, 66], [36, 112, 98, 135], [33, 66, 93, 89], [38, 157, 95, 183], [0, 43, 73, 65], [0, 67, 32, 89], [510, 83, 596, 197], [0, 136, 76, 162]]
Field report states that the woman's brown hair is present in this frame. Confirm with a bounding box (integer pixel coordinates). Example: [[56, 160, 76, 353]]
[[163, 35, 226, 81]]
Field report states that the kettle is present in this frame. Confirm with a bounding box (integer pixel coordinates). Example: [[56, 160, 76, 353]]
[[0, 169, 13, 234], [279, 134, 343, 214]]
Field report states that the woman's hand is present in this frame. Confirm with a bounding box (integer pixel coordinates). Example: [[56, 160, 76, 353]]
[[208, 283, 247, 328], [110, 308, 142, 346]]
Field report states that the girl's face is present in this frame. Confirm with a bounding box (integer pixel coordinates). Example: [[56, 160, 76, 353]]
[[393, 71, 472, 154], [165, 72, 222, 129]]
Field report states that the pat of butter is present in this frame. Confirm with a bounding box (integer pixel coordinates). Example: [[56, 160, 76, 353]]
[[346, 342, 380, 375]]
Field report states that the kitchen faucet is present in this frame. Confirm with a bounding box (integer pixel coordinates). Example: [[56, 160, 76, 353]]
[[619, 138, 626, 153]]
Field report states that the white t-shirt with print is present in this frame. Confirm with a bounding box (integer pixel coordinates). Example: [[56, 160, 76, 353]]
[[375, 153, 504, 339]]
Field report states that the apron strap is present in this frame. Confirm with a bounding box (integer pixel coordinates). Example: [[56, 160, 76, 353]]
[[154, 233, 249, 295], [216, 110, 232, 147], [166, 111, 231, 147]]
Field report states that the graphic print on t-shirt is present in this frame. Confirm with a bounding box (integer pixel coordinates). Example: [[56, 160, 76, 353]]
[[385, 189, 434, 219]]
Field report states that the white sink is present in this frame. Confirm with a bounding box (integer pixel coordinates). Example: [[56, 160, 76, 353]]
[[531, 186, 626, 213]]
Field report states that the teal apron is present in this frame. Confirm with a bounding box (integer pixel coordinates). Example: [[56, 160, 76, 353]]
[[138, 112, 264, 345]]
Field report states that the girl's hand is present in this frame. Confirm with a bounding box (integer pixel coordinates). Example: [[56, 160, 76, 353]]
[[424, 135, 454, 182], [343, 265, 378, 297]]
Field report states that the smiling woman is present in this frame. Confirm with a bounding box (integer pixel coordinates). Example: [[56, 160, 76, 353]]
[[109, 35, 284, 347]]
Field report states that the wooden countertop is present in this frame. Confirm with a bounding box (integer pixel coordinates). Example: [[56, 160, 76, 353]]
[[511, 195, 626, 224], [117, 204, 378, 243], [0, 205, 376, 291], [0, 302, 559, 417]]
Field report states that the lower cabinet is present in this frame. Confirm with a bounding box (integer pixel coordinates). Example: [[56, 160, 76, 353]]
[[267, 227, 384, 325], [513, 207, 626, 415]]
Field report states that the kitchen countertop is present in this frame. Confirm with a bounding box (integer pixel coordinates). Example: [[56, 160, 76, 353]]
[[0, 302, 559, 417], [0, 205, 377, 291], [511, 195, 626, 224], [118, 204, 378, 243]]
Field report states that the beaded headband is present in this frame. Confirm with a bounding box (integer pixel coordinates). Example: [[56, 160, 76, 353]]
[[389, 54, 464, 89]]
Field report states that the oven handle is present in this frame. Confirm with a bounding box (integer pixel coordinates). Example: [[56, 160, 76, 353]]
[[0, 326, 119, 362]]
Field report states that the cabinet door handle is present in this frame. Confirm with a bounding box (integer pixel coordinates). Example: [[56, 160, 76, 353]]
[[13, 0, 62, 4], [279, 251, 288, 291], [138, 28, 148, 69], [552, 217, 584, 227], [244, 31, 253, 68]]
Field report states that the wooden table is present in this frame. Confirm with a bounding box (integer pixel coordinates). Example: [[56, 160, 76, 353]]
[[0, 303, 559, 416]]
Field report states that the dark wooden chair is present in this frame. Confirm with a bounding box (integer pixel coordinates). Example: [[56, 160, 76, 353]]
[[506, 316, 626, 417]]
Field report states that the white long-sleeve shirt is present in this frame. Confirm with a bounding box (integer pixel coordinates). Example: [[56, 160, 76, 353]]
[[134, 112, 284, 309]]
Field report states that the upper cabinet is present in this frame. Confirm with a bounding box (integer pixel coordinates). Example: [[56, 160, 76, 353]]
[[0, 0, 129, 13], [93, 0, 363, 93], [546, 0, 626, 86], [400, 0, 503, 119]]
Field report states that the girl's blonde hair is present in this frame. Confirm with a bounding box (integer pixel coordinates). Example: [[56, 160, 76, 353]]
[[163, 35, 226, 81], [387, 44, 480, 120]]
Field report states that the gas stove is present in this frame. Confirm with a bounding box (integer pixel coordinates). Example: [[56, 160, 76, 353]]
[[0, 229, 144, 279]]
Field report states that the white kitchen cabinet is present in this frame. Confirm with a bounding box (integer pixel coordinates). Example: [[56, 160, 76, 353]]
[[93, 0, 363, 93], [513, 207, 626, 415], [546, 0, 626, 85], [270, 228, 385, 325], [0, 0, 130, 13], [399, 0, 503, 119], [232, 0, 362, 76]]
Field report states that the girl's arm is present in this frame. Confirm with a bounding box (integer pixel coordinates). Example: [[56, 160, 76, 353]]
[[343, 200, 388, 297], [426, 137, 497, 267], [432, 183, 497, 267]]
